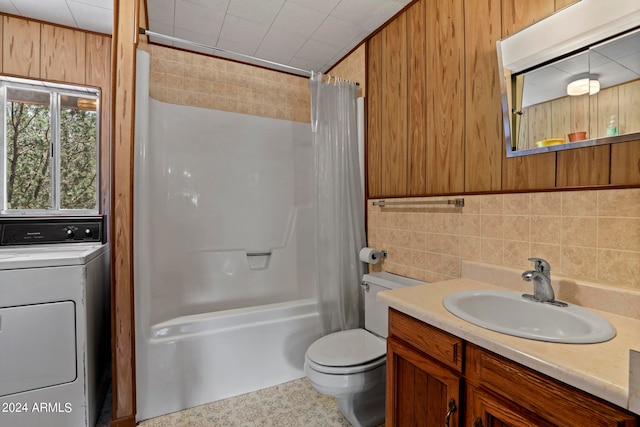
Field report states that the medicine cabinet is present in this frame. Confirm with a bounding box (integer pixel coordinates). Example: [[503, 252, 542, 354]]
[[498, 0, 640, 157]]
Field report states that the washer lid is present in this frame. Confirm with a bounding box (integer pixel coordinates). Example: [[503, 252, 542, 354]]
[[306, 329, 386, 367]]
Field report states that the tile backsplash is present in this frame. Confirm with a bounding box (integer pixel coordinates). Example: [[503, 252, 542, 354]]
[[367, 188, 640, 290], [140, 43, 310, 123], [327, 44, 366, 97]]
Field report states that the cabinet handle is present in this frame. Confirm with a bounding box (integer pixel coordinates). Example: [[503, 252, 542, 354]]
[[473, 418, 483, 427], [445, 398, 457, 427]]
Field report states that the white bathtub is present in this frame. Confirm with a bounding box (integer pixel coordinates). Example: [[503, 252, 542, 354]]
[[136, 298, 320, 421]]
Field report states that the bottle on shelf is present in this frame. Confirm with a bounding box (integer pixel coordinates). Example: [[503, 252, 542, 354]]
[[606, 115, 618, 137]]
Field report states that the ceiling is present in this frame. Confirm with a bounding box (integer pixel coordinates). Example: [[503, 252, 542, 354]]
[[0, 0, 412, 76], [0, 0, 113, 34]]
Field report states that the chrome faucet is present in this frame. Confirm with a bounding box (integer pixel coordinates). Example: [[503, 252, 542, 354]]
[[521, 258, 567, 307]]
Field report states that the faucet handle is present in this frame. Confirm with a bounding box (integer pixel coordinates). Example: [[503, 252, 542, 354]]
[[528, 257, 550, 273]]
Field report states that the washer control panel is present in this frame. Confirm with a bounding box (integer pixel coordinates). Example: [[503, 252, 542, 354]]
[[0, 216, 105, 246]]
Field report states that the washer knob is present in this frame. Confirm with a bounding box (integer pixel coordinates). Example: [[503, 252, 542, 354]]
[[66, 229, 75, 238], [84, 228, 93, 237]]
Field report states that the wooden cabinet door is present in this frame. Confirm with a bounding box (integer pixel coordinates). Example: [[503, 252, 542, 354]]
[[386, 336, 463, 427], [611, 140, 640, 185], [467, 344, 639, 427], [467, 386, 555, 427]]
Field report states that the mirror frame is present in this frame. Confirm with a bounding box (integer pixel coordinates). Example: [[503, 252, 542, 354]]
[[497, 0, 640, 157]]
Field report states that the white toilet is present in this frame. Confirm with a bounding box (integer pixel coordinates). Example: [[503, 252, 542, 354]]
[[304, 272, 424, 427]]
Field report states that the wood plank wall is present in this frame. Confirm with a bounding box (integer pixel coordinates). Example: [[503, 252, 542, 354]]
[[366, 0, 640, 198], [381, 15, 407, 196], [111, 0, 139, 425], [0, 14, 112, 212]]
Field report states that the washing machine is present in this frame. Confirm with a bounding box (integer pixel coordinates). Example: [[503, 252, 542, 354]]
[[0, 217, 110, 427]]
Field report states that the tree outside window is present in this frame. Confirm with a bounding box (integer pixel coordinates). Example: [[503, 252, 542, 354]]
[[1, 79, 99, 213]]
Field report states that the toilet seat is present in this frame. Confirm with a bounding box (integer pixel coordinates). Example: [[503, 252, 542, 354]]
[[305, 329, 386, 375]]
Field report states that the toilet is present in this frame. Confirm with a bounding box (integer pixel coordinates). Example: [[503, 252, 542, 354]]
[[304, 272, 424, 427]]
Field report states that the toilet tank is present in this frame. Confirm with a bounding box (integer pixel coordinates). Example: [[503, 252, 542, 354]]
[[362, 272, 424, 338]]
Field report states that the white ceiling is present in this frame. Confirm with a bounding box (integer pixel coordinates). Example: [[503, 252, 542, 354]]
[[0, 0, 412, 76], [0, 0, 113, 34]]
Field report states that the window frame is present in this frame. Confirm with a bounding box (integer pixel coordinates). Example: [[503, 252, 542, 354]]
[[0, 76, 101, 215]]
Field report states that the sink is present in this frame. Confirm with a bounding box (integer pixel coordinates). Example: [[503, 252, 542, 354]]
[[443, 290, 616, 343]]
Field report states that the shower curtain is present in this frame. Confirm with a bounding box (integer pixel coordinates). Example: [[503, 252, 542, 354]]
[[310, 72, 366, 335]]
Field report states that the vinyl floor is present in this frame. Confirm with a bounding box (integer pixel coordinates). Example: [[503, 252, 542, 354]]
[[97, 377, 364, 427]]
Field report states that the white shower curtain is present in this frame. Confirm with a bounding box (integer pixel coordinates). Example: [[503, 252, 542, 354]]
[[310, 72, 366, 336]]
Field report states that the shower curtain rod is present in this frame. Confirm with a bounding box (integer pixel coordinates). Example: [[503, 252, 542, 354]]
[[139, 28, 313, 76]]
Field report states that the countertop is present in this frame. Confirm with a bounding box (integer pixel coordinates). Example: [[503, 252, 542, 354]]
[[376, 261, 640, 414]]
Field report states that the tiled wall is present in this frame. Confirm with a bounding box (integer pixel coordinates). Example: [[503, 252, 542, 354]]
[[367, 188, 640, 290], [141, 43, 310, 123], [327, 44, 366, 97]]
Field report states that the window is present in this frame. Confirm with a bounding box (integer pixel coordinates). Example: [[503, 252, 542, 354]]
[[0, 77, 100, 214]]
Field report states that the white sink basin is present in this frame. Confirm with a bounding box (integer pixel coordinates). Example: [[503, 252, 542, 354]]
[[443, 290, 616, 343]]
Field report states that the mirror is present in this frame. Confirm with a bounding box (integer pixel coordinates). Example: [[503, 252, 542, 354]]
[[497, 0, 640, 157]]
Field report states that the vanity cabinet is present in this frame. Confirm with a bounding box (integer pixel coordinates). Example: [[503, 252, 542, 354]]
[[467, 387, 555, 427], [387, 309, 639, 427], [387, 337, 462, 426], [387, 308, 464, 426]]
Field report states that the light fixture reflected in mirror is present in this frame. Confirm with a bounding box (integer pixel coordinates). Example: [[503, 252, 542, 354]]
[[566, 78, 600, 96]]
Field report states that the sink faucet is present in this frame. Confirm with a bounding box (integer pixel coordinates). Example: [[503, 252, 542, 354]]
[[521, 258, 567, 307]]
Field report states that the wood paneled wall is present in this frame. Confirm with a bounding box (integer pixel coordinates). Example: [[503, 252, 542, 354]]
[[464, 0, 503, 192], [111, 0, 140, 425], [0, 14, 112, 212], [366, 0, 639, 198], [426, 0, 465, 194]]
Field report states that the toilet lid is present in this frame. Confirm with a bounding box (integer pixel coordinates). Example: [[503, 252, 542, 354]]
[[306, 329, 386, 367]]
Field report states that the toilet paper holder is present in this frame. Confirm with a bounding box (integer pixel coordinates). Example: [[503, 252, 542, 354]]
[[359, 247, 388, 265], [373, 250, 387, 260]]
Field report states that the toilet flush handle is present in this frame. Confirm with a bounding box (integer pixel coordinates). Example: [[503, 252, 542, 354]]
[[360, 281, 369, 292]]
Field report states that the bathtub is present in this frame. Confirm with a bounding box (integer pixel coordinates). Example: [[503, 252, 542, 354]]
[[136, 298, 320, 421]]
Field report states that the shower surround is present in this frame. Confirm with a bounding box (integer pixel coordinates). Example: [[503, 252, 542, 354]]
[[134, 50, 320, 421]]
